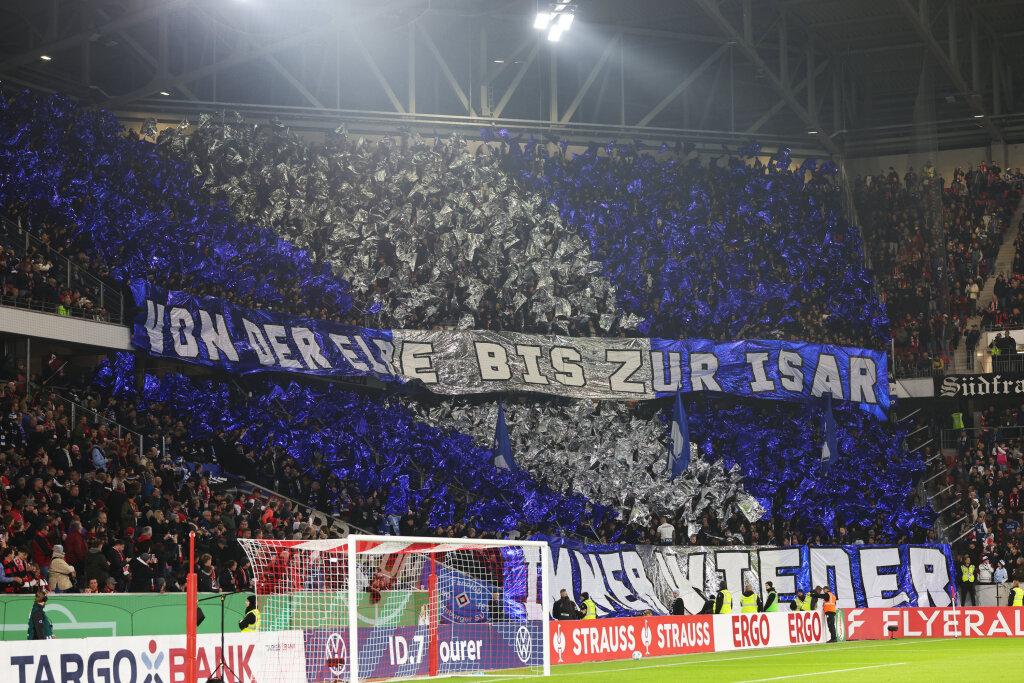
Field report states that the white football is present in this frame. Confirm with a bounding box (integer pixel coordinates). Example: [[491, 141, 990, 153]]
[[632, 651, 643, 661]]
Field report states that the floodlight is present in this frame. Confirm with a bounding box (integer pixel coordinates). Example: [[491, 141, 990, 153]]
[[534, 2, 576, 38], [159, 91, 171, 97], [40, 55, 52, 61]]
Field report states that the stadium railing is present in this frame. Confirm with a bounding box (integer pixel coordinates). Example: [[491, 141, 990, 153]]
[[0, 214, 124, 323], [231, 479, 373, 538], [49, 388, 158, 458], [940, 426, 1024, 451]]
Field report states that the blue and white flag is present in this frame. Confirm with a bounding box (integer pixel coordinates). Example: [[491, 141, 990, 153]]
[[668, 391, 690, 479], [493, 398, 519, 472], [821, 395, 839, 469]]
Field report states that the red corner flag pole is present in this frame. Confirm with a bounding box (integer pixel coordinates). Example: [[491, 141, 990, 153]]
[[186, 530, 198, 683]]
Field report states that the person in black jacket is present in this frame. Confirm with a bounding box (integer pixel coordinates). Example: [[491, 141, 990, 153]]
[[238, 595, 259, 631], [128, 553, 156, 592], [27, 591, 52, 639], [670, 589, 686, 615], [807, 586, 828, 611], [551, 589, 579, 620]]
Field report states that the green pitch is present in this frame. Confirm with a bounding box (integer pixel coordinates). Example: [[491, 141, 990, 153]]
[[438, 637, 1024, 682]]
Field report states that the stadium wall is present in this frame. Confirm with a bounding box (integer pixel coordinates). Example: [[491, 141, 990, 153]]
[[0, 593, 250, 640]]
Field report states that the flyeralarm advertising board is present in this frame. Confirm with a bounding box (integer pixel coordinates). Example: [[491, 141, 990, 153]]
[[549, 615, 714, 663], [844, 607, 1024, 640]]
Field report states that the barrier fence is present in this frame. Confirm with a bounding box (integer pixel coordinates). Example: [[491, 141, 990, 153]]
[[1, 606, 1021, 679], [0, 593, 250, 640]]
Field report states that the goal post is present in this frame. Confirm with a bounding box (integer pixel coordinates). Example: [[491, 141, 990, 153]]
[[238, 534, 551, 682]]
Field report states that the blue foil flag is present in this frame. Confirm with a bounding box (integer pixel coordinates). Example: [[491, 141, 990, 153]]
[[821, 395, 838, 471], [493, 398, 519, 473], [668, 391, 690, 479]]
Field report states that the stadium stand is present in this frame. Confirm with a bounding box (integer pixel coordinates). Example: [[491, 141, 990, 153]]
[[0, 85, 939, 593], [855, 164, 1024, 376]]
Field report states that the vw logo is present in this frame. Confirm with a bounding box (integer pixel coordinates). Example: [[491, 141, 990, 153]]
[[325, 632, 347, 676], [552, 626, 566, 662], [514, 626, 532, 664]]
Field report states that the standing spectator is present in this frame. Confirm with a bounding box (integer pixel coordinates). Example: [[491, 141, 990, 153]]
[[551, 589, 579, 620], [105, 538, 128, 590], [83, 540, 110, 587], [31, 524, 53, 580], [0, 547, 24, 592], [49, 545, 75, 593], [219, 559, 238, 593], [128, 553, 156, 592], [90, 440, 108, 472], [197, 553, 220, 592], [63, 521, 87, 574], [670, 589, 685, 615], [656, 517, 675, 546]]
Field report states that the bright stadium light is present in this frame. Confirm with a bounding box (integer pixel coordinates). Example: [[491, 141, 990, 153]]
[[534, 2, 575, 41], [40, 54, 52, 61]]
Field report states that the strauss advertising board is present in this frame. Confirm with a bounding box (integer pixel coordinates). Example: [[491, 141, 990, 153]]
[[549, 615, 714, 663]]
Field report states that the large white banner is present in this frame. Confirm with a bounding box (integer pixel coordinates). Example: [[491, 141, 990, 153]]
[[132, 281, 889, 414], [527, 539, 955, 617]]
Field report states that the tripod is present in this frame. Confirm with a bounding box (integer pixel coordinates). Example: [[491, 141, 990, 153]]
[[197, 591, 243, 683]]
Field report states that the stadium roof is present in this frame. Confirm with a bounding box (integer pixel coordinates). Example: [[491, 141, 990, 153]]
[[1, 0, 1021, 157]]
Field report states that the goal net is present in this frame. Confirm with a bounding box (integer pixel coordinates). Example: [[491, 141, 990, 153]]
[[238, 535, 551, 682]]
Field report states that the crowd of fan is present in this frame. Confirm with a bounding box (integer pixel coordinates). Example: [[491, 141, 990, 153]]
[[854, 163, 1023, 375], [0, 90, 353, 324], [0, 370, 391, 594], [160, 118, 620, 336], [504, 142, 887, 346], [0, 223, 111, 321], [943, 424, 1024, 589], [0, 86, 932, 553]]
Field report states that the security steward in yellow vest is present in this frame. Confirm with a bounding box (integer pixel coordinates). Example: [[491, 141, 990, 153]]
[[789, 589, 809, 611], [763, 582, 779, 612], [714, 587, 733, 614], [238, 595, 260, 632], [959, 555, 977, 606], [580, 592, 598, 620], [740, 584, 763, 613], [1008, 581, 1024, 607]]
